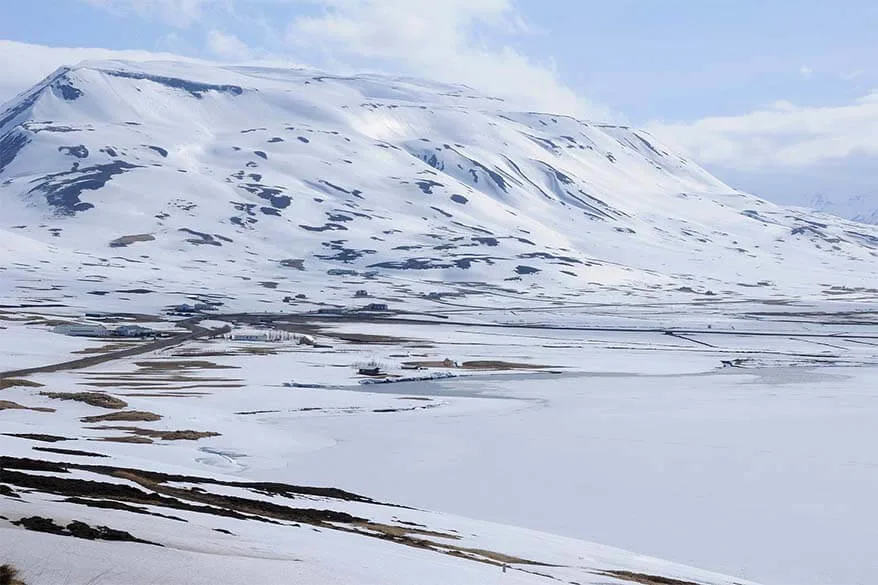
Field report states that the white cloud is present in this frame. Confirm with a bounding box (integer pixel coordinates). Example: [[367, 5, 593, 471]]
[[649, 91, 878, 170], [73, 0, 608, 118], [81, 0, 213, 27], [285, 0, 608, 119], [799, 65, 813, 80], [206, 30, 252, 60]]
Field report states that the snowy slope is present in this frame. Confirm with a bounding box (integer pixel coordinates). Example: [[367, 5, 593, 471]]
[[2, 60, 878, 312]]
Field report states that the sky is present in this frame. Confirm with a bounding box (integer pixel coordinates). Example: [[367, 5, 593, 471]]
[[1, 0, 877, 207]]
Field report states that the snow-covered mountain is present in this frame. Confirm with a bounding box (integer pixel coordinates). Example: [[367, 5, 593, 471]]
[[811, 192, 878, 225], [2, 60, 877, 311]]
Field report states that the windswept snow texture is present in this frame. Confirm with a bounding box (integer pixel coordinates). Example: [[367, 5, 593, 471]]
[[1, 60, 878, 310]]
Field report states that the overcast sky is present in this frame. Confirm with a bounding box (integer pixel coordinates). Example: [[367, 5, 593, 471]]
[[1, 0, 876, 205]]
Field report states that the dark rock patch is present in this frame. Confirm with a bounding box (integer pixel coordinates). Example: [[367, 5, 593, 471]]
[[519, 252, 583, 265], [58, 145, 89, 159], [279, 259, 305, 270], [110, 234, 155, 248], [230, 216, 257, 228], [451, 221, 492, 235], [317, 179, 350, 194], [430, 206, 453, 218], [13, 516, 160, 546], [0, 131, 29, 173], [28, 161, 139, 215], [2, 433, 70, 443], [179, 228, 221, 246], [231, 201, 258, 216], [515, 265, 540, 275], [450, 194, 468, 205], [316, 241, 376, 263], [32, 447, 108, 459], [297, 136, 310, 143], [54, 81, 83, 101], [299, 223, 348, 232], [254, 150, 267, 160], [238, 184, 291, 209], [146, 145, 168, 157], [103, 70, 243, 98], [415, 180, 443, 194]]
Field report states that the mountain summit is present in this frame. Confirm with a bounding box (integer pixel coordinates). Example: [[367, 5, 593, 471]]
[[2, 61, 876, 310]]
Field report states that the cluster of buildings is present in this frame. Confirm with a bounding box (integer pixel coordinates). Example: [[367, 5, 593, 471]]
[[169, 302, 218, 314], [316, 302, 389, 316], [53, 323, 157, 338]]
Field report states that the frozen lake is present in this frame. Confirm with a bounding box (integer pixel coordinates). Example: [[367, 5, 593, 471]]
[[280, 366, 878, 585]]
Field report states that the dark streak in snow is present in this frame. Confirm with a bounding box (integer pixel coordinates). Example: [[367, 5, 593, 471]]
[[102, 70, 244, 98], [28, 161, 139, 215]]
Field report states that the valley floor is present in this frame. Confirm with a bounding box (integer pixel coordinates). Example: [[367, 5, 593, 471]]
[[1, 305, 877, 584]]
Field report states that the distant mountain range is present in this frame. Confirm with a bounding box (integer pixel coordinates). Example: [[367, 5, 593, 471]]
[[810, 193, 878, 225]]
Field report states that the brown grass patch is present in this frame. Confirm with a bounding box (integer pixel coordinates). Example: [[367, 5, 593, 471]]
[[595, 570, 702, 585], [97, 436, 154, 444], [40, 392, 127, 409], [1, 564, 26, 585], [32, 446, 109, 458], [331, 332, 415, 344], [109, 233, 155, 247], [354, 521, 460, 541], [72, 342, 140, 355], [0, 379, 44, 390], [460, 360, 555, 371], [238, 346, 279, 355], [81, 410, 162, 423], [0, 400, 55, 413], [3, 433, 70, 443], [88, 426, 219, 441], [133, 360, 236, 371], [403, 360, 458, 368]]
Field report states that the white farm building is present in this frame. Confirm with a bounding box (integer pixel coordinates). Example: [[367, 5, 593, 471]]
[[53, 323, 110, 337]]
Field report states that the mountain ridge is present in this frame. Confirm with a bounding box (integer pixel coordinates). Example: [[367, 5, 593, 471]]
[[2, 60, 877, 312]]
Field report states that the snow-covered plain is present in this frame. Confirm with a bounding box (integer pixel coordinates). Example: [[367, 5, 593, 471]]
[[3, 312, 878, 584]]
